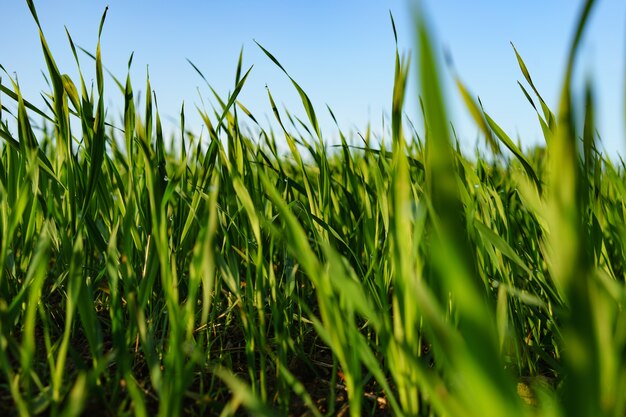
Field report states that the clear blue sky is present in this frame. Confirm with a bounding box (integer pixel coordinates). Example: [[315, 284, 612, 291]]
[[1, 1, 625, 156]]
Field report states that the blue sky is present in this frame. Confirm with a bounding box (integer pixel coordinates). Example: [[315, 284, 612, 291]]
[[1, 1, 625, 156]]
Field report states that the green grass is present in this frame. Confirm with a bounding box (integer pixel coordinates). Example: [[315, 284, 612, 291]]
[[2, 0, 626, 416]]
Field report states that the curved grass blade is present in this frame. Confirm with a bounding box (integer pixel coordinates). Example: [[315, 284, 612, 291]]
[[255, 41, 321, 140]]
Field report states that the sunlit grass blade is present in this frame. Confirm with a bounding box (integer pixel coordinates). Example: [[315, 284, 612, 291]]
[[416, 8, 523, 417], [256, 41, 322, 140], [19, 224, 51, 406], [455, 77, 500, 154], [481, 105, 542, 192], [511, 43, 556, 130]]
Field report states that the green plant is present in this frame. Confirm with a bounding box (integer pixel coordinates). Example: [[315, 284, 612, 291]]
[[1, 0, 625, 416]]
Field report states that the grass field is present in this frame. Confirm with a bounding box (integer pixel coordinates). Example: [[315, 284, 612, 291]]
[[2, 0, 626, 416]]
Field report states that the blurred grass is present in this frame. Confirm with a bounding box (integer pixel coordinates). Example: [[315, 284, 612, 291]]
[[1, 0, 626, 416]]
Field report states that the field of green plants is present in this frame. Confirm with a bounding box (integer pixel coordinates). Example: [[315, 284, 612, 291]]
[[1, 0, 626, 416]]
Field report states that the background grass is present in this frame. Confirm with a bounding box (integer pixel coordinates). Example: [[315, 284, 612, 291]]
[[1, 0, 626, 416]]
